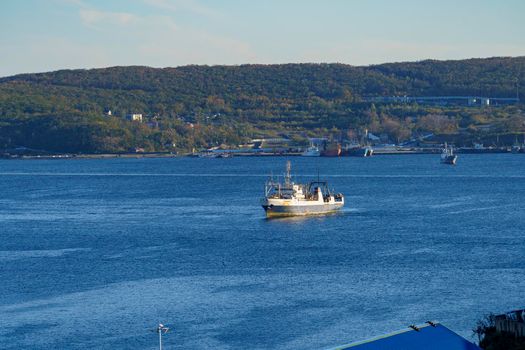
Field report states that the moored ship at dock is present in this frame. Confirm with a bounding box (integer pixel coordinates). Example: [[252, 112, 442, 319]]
[[301, 145, 321, 157], [320, 142, 342, 157], [342, 144, 374, 157], [261, 161, 344, 217]]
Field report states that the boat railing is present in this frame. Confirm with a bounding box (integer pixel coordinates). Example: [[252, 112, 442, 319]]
[[265, 179, 295, 198]]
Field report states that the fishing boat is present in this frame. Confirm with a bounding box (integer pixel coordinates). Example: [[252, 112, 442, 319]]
[[197, 150, 232, 158], [261, 161, 344, 217], [198, 151, 219, 158], [218, 152, 233, 158], [441, 143, 458, 165], [511, 136, 524, 153], [301, 145, 320, 157]]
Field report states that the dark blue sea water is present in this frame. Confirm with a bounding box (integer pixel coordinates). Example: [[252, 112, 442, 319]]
[[1, 155, 524, 349]]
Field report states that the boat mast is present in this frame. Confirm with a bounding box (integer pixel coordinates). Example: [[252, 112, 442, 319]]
[[285, 160, 291, 187]]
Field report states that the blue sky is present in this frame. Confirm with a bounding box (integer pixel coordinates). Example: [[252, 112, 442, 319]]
[[1, 0, 524, 77]]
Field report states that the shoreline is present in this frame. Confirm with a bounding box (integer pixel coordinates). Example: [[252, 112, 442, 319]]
[[0, 147, 517, 160]]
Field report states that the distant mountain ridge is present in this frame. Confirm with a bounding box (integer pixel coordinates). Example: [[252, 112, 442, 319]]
[[2, 56, 524, 98]]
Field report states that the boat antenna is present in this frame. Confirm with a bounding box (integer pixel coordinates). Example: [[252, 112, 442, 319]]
[[285, 160, 291, 186]]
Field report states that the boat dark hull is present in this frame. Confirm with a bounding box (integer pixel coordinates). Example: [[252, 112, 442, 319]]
[[320, 149, 341, 157], [342, 147, 373, 157], [441, 155, 458, 165]]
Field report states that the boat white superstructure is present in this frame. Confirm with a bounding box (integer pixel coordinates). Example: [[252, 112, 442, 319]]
[[301, 145, 320, 157], [441, 143, 458, 165]]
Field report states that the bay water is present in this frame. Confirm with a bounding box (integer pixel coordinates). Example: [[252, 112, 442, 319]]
[[1, 155, 524, 349]]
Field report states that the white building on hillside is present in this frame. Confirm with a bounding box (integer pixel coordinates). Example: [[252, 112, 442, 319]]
[[126, 113, 143, 122]]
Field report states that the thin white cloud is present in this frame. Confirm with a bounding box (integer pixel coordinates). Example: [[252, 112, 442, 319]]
[[56, 0, 141, 27], [143, 0, 178, 12], [70, 2, 253, 66], [79, 9, 139, 26], [0, 9, 256, 76], [134, 16, 257, 66], [143, 0, 222, 18], [56, 0, 88, 7]]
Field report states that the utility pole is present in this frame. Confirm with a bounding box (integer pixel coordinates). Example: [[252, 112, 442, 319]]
[[516, 77, 520, 102], [156, 323, 169, 350]]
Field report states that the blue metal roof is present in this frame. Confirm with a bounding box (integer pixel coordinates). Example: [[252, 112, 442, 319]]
[[330, 322, 481, 350]]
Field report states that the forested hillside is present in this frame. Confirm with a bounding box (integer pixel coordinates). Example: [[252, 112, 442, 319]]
[[1, 57, 524, 153]]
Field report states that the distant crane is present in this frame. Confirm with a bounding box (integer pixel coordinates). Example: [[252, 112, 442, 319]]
[[155, 323, 170, 350]]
